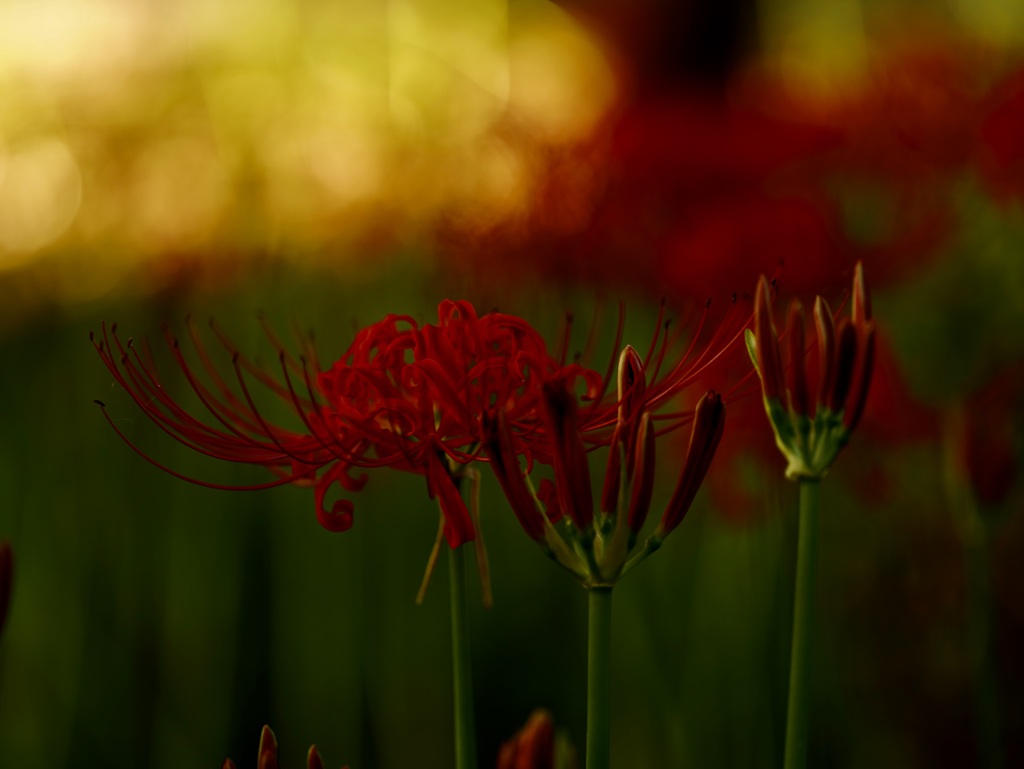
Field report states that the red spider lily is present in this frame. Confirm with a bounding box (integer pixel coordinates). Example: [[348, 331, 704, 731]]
[[222, 724, 345, 769], [746, 262, 876, 480], [482, 301, 742, 587], [93, 301, 596, 554], [0, 539, 11, 639]]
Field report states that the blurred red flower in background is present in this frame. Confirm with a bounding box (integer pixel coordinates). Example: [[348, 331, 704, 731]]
[[443, 20, 1024, 520], [977, 63, 1024, 206], [445, 22, 1022, 318], [950, 364, 1024, 513]]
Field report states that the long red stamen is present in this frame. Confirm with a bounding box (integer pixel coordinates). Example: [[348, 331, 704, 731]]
[[93, 401, 303, 490]]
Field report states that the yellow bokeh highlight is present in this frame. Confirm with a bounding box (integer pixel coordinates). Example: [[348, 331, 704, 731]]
[[0, 138, 81, 264], [951, 0, 1024, 47], [389, 0, 509, 140], [0, 0, 617, 319], [755, 0, 868, 98]]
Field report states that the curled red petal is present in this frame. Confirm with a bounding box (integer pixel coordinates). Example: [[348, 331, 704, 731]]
[[314, 466, 357, 533]]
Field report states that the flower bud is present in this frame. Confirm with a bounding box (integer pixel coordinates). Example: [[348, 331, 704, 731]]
[[753, 277, 785, 402], [541, 379, 594, 530], [785, 301, 810, 417], [656, 391, 725, 538], [484, 410, 548, 541], [497, 710, 558, 769]]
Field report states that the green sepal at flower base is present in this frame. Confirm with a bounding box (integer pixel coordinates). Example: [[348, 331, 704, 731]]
[[746, 262, 876, 481]]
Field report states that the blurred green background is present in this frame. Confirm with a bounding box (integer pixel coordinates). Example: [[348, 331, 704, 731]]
[[2, 1, 1024, 768]]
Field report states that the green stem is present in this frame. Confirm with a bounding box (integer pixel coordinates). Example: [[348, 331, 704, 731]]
[[941, 409, 1003, 767], [449, 545, 478, 769], [784, 478, 820, 769], [966, 526, 1003, 769], [587, 587, 613, 769]]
